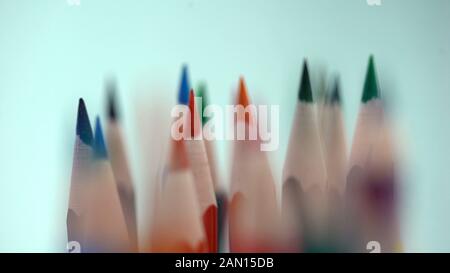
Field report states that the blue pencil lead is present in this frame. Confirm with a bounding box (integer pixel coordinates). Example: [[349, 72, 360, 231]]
[[178, 64, 190, 105], [93, 116, 108, 159]]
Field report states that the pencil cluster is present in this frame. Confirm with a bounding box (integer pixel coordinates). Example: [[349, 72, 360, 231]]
[[67, 56, 400, 253]]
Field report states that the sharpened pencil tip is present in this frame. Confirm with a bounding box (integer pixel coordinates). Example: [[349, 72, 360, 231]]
[[236, 77, 253, 124], [189, 89, 196, 113], [188, 89, 199, 137], [237, 77, 250, 107], [330, 77, 341, 104], [93, 116, 108, 159], [361, 55, 380, 103], [298, 60, 313, 103], [106, 80, 118, 121], [197, 82, 210, 126], [76, 98, 94, 146], [178, 65, 190, 105]]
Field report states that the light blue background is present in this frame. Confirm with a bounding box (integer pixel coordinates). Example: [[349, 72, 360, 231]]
[[0, 0, 449, 252]]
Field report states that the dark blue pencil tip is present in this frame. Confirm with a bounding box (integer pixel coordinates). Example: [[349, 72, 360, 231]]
[[76, 98, 94, 146], [93, 116, 108, 159], [178, 65, 190, 105]]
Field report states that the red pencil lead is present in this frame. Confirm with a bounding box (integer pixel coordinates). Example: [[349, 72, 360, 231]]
[[188, 89, 201, 138]]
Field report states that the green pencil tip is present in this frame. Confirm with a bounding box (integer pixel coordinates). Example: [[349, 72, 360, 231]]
[[361, 55, 380, 103], [298, 60, 313, 103], [197, 82, 210, 126]]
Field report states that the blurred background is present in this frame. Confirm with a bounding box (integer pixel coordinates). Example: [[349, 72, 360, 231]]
[[0, 0, 449, 252]]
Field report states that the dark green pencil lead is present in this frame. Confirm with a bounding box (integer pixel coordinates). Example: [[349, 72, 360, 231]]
[[330, 78, 341, 105], [361, 55, 380, 103], [298, 60, 313, 103], [197, 82, 210, 126]]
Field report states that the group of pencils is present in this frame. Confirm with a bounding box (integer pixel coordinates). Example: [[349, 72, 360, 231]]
[[67, 55, 400, 253]]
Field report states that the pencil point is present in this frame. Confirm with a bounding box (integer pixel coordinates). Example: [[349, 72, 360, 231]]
[[197, 82, 210, 126], [106, 80, 119, 121], [76, 98, 94, 146], [189, 89, 195, 136], [330, 78, 341, 104], [188, 89, 201, 137], [236, 77, 253, 124], [237, 77, 250, 107], [189, 89, 196, 110], [361, 55, 380, 103], [178, 65, 190, 105], [298, 60, 313, 103], [93, 116, 108, 159]]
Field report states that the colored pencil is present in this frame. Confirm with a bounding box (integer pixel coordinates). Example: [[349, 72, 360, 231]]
[[229, 77, 279, 252], [282, 61, 327, 252], [149, 65, 207, 252], [105, 81, 138, 251], [196, 83, 219, 190], [186, 89, 218, 252], [346, 56, 383, 252], [347, 56, 400, 252], [150, 138, 208, 252], [197, 83, 228, 252], [67, 98, 94, 252], [321, 78, 347, 251]]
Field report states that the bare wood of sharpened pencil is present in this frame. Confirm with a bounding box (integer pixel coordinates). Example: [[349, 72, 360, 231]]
[[321, 79, 347, 196], [83, 117, 130, 252], [196, 83, 220, 191], [363, 116, 401, 252], [106, 121, 137, 251], [150, 139, 208, 252], [320, 79, 347, 251]]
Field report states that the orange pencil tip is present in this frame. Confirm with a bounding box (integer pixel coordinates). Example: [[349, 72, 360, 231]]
[[237, 77, 250, 107], [236, 77, 253, 124]]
